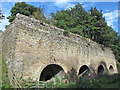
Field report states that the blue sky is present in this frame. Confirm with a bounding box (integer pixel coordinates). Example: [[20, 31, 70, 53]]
[[0, 1, 119, 34]]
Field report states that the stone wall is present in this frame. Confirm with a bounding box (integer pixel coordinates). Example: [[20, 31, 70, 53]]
[[2, 14, 118, 84]]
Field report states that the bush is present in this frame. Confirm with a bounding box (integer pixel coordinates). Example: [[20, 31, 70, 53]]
[[116, 61, 120, 73], [63, 30, 69, 36]]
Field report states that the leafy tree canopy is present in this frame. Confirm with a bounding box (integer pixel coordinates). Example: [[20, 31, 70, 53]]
[[51, 3, 120, 62], [7, 2, 37, 22], [29, 7, 47, 23]]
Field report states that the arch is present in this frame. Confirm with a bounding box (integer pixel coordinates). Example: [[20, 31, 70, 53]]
[[97, 65, 105, 75], [109, 65, 114, 74], [78, 65, 90, 77], [39, 64, 65, 81], [97, 61, 108, 75]]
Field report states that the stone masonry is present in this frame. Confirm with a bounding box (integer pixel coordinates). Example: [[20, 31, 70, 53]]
[[2, 14, 118, 85]]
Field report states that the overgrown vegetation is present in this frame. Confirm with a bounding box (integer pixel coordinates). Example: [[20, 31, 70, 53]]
[[51, 3, 120, 62], [0, 33, 11, 88], [24, 73, 120, 88], [1, 54, 12, 88], [68, 74, 120, 88], [0, 42, 12, 88], [7, 2, 47, 23], [116, 61, 120, 73]]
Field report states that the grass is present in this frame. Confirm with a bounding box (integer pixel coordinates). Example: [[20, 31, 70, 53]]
[[0, 42, 12, 88], [44, 73, 120, 88], [116, 61, 120, 73], [1, 54, 12, 88], [73, 74, 120, 88]]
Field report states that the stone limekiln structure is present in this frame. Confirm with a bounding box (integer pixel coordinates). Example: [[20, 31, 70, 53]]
[[3, 14, 118, 84]]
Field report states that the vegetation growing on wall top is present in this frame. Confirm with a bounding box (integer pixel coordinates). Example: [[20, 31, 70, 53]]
[[51, 3, 120, 62], [7, 2, 46, 23]]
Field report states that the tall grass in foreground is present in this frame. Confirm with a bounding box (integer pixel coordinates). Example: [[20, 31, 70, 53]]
[[1, 54, 12, 88], [44, 74, 120, 88]]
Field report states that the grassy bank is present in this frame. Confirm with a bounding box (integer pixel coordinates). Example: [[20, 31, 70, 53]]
[[44, 73, 120, 88], [1, 54, 12, 88], [67, 74, 120, 88], [0, 42, 11, 88]]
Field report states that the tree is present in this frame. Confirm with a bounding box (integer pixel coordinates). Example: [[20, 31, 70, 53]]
[[7, 2, 37, 22], [89, 7, 120, 62], [29, 7, 46, 23], [51, 4, 82, 31], [51, 3, 120, 62], [0, 9, 4, 22]]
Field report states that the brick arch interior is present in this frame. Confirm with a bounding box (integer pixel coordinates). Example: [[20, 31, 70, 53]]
[[39, 64, 65, 81]]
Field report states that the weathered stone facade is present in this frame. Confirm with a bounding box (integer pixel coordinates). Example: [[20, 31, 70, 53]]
[[2, 14, 118, 84]]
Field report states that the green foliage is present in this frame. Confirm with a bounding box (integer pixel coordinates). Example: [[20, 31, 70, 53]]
[[7, 73, 120, 88], [45, 75, 68, 88], [38, 74, 120, 88], [51, 3, 87, 30], [0, 9, 4, 22], [51, 3, 120, 62], [8, 2, 47, 24], [7, 2, 37, 22], [74, 74, 120, 88], [63, 30, 69, 36], [30, 7, 47, 23], [116, 61, 120, 73], [1, 54, 12, 88]]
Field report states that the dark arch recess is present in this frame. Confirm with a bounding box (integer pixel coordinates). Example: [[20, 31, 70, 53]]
[[109, 65, 114, 70], [97, 65, 105, 74], [109, 65, 114, 74], [39, 64, 65, 81], [78, 65, 90, 77], [97, 61, 108, 75]]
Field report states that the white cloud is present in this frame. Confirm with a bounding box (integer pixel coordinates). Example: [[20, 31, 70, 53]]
[[105, 9, 110, 12], [103, 10, 118, 28], [54, 0, 75, 8], [0, 14, 10, 31]]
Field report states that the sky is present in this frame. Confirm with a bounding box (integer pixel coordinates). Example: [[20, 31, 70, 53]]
[[0, 1, 119, 34]]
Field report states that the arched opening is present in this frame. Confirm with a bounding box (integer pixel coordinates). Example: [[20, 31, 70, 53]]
[[109, 65, 114, 74], [109, 65, 113, 70], [97, 65, 105, 75], [78, 65, 90, 77], [39, 64, 65, 81]]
